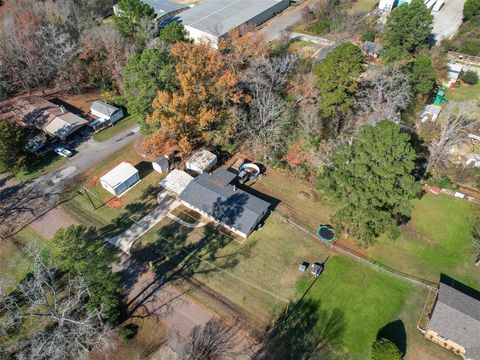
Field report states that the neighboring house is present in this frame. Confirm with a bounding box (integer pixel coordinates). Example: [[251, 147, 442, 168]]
[[113, 0, 189, 23], [100, 162, 140, 196], [362, 41, 384, 58], [90, 100, 124, 124], [12, 96, 87, 141], [178, 0, 289, 47], [186, 150, 217, 174], [426, 277, 480, 360], [180, 168, 270, 238]]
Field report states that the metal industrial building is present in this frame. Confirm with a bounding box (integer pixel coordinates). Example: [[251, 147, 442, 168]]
[[178, 0, 289, 46]]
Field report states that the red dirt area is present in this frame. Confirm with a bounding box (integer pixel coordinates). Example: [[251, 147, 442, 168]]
[[106, 197, 123, 209]]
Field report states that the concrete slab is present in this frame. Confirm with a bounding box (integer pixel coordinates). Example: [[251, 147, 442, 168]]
[[432, 0, 465, 44]]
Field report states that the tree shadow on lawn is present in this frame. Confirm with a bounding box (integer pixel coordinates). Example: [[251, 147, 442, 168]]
[[376, 319, 407, 356], [253, 298, 347, 360]]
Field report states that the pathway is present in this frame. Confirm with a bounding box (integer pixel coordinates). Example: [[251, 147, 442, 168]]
[[107, 191, 179, 254], [166, 212, 207, 228]]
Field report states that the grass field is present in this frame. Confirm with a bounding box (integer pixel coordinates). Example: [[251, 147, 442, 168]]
[[61, 145, 163, 235], [357, 194, 480, 289], [348, 0, 378, 14], [93, 114, 142, 142], [445, 81, 480, 102], [16, 151, 68, 181], [0, 227, 46, 293]]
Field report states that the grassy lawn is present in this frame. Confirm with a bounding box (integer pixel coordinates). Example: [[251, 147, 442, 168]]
[[93, 114, 142, 142], [356, 194, 480, 289], [61, 145, 163, 235], [297, 256, 454, 359], [348, 0, 378, 14], [16, 150, 68, 181], [445, 81, 480, 102], [0, 227, 46, 294]]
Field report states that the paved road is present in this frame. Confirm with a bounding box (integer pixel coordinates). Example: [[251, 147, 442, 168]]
[[256, 1, 313, 41], [0, 125, 141, 237], [432, 0, 465, 44]]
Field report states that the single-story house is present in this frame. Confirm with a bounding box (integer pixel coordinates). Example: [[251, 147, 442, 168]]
[[426, 276, 480, 359], [159, 169, 193, 195], [186, 150, 217, 174], [11, 96, 87, 141], [100, 162, 140, 196], [90, 100, 124, 124], [180, 168, 270, 238], [363, 41, 384, 58]]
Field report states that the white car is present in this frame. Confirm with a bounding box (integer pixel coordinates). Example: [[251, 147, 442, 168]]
[[54, 147, 73, 158]]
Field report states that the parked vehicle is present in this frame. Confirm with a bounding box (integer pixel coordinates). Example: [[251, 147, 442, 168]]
[[54, 147, 73, 158], [311, 263, 325, 277]]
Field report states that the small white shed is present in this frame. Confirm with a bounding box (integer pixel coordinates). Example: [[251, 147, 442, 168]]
[[152, 157, 169, 174], [186, 150, 217, 174], [90, 100, 124, 124], [100, 162, 140, 196], [159, 169, 193, 195]]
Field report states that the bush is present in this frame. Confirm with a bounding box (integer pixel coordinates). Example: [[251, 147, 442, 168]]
[[118, 324, 139, 342], [433, 174, 455, 189], [361, 30, 375, 42], [462, 70, 479, 84], [371, 338, 403, 360], [308, 20, 331, 35], [464, 0, 480, 21]]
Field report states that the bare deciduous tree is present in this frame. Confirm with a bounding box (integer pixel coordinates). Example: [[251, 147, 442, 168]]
[[184, 319, 234, 360], [0, 248, 114, 360], [425, 114, 475, 174], [355, 65, 411, 130]]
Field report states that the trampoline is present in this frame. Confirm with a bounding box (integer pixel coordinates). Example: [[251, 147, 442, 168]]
[[316, 225, 336, 243]]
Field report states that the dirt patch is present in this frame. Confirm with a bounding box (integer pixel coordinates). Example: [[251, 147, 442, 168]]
[[309, 189, 320, 202], [106, 197, 123, 209], [298, 191, 311, 200]]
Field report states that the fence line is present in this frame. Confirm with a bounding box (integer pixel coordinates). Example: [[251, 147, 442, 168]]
[[273, 211, 437, 290]]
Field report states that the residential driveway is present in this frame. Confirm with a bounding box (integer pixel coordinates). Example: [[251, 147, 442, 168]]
[[432, 0, 465, 43], [256, 1, 314, 41], [30, 207, 77, 239], [0, 125, 141, 238], [117, 256, 255, 359], [107, 191, 179, 254]]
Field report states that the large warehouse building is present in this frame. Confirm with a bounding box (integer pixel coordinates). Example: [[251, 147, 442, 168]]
[[178, 0, 289, 46]]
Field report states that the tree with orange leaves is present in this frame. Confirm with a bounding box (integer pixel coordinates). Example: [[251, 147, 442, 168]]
[[146, 41, 241, 155]]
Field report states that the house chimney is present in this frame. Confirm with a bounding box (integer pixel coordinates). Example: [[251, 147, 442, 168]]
[[233, 185, 236, 191]]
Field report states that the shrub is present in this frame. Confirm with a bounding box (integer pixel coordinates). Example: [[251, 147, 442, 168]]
[[118, 324, 139, 342], [308, 20, 331, 35], [361, 30, 375, 42], [462, 70, 479, 84], [464, 0, 480, 21]]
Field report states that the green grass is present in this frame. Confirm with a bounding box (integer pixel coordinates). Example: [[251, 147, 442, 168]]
[[365, 194, 480, 289], [93, 113, 142, 142], [445, 81, 480, 102], [297, 256, 412, 358], [61, 145, 163, 235], [16, 151, 68, 181], [0, 227, 46, 293]]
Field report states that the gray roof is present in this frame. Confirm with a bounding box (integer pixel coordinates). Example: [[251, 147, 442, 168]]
[[428, 280, 480, 357], [363, 41, 384, 54], [178, 0, 287, 37], [142, 0, 188, 15], [180, 169, 270, 235], [90, 100, 120, 117]]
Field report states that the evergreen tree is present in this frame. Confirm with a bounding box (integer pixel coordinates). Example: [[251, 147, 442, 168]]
[[123, 48, 174, 114], [0, 120, 30, 172], [113, 0, 156, 38], [410, 55, 436, 94], [383, 0, 433, 61], [313, 43, 363, 125], [51, 225, 122, 322], [159, 22, 189, 44], [464, 0, 480, 20], [319, 120, 419, 246], [372, 339, 403, 360]]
